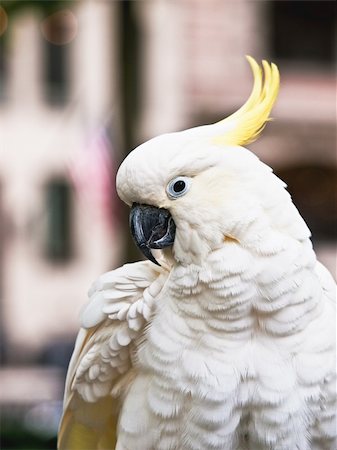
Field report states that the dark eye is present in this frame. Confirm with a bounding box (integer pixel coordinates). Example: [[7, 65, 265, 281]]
[[173, 180, 186, 193], [166, 176, 191, 199]]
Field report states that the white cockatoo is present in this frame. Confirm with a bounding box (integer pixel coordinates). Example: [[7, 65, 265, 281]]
[[58, 57, 336, 450]]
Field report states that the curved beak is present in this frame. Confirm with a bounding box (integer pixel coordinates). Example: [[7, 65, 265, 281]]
[[129, 203, 176, 266]]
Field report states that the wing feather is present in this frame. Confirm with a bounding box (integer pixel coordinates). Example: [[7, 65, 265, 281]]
[[58, 261, 168, 449]]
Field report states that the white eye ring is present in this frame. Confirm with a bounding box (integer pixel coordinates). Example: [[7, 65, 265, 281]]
[[166, 176, 191, 199]]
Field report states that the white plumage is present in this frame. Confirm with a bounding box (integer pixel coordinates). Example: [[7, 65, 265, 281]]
[[58, 58, 336, 450]]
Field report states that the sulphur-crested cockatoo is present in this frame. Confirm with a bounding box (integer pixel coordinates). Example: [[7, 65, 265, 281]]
[[58, 57, 336, 450]]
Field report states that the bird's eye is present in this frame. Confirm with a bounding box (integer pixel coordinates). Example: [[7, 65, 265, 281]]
[[166, 176, 191, 199]]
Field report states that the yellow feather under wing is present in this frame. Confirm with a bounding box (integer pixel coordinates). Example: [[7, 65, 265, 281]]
[[58, 326, 118, 450], [213, 56, 280, 147], [58, 395, 117, 450]]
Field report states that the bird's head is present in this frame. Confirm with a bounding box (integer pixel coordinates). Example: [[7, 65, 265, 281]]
[[117, 57, 309, 266]]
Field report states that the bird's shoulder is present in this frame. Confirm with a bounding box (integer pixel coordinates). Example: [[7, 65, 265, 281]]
[[58, 260, 169, 449], [67, 260, 169, 402]]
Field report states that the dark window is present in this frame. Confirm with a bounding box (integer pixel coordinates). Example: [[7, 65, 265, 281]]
[[275, 165, 337, 241], [42, 11, 70, 105], [119, 0, 142, 150], [43, 40, 68, 105], [45, 179, 72, 262], [0, 37, 7, 101], [0, 180, 6, 364], [268, 1, 335, 67], [0, 3, 8, 94]]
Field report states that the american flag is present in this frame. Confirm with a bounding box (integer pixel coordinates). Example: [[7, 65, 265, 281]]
[[69, 127, 119, 228]]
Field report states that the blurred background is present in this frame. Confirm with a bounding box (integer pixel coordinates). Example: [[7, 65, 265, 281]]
[[0, 0, 335, 448]]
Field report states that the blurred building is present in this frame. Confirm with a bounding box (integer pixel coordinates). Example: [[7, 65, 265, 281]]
[[0, 0, 335, 446], [0, 1, 123, 365]]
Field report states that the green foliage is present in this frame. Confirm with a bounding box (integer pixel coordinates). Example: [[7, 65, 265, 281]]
[[2, 1, 72, 18], [0, 425, 57, 449]]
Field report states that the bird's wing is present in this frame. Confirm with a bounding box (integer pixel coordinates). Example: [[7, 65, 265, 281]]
[[58, 260, 169, 450]]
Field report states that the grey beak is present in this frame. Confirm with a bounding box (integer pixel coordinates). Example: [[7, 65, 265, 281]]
[[129, 203, 176, 266]]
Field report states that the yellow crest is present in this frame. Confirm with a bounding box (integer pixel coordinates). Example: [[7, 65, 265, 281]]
[[213, 56, 280, 147]]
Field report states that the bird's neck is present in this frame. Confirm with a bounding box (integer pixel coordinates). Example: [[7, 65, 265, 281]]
[[168, 237, 322, 341]]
